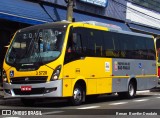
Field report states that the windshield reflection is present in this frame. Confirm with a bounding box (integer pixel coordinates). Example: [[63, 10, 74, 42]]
[[6, 28, 66, 65]]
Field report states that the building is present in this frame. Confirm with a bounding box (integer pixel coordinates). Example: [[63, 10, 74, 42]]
[[126, 0, 160, 38], [0, 0, 160, 82]]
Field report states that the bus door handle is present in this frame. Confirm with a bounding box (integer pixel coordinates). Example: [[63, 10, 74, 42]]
[[91, 75, 95, 77]]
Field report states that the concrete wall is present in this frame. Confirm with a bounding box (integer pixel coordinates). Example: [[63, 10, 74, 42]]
[[42, 0, 127, 21], [126, 2, 160, 29]]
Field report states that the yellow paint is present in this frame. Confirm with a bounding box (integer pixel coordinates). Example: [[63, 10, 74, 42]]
[[87, 78, 97, 94], [63, 57, 112, 95], [63, 78, 72, 97], [97, 78, 112, 94]]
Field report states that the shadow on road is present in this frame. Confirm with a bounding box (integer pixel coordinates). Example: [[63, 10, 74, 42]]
[[0, 93, 155, 108], [150, 86, 160, 92]]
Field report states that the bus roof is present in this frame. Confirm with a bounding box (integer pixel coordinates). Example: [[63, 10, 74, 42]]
[[19, 21, 70, 32], [81, 21, 153, 39], [18, 21, 153, 39]]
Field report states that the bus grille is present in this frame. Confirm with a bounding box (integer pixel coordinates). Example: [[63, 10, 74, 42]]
[[13, 88, 45, 95], [10, 76, 48, 84]]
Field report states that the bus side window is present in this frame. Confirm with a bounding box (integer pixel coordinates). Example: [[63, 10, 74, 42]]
[[65, 32, 82, 64], [67, 33, 82, 53], [134, 37, 147, 59], [71, 33, 82, 53], [94, 30, 103, 57], [146, 38, 156, 60], [104, 31, 120, 58]]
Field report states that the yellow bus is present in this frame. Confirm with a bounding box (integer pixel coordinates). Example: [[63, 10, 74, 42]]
[[2, 21, 158, 106]]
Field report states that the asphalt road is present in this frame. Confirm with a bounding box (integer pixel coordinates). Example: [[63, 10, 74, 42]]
[[0, 88, 160, 118]]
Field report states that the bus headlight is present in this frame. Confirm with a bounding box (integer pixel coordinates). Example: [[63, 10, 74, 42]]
[[2, 69, 8, 83], [50, 65, 61, 81]]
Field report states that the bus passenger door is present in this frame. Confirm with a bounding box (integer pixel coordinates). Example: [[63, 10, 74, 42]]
[[63, 28, 84, 96]]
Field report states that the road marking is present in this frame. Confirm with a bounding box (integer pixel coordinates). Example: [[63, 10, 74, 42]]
[[42, 111, 64, 115], [77, 106, 100, 109], [155, 94, 160, 96], [156, 97, 160, 98], [137, 90, 150, 94], [3, 117, 20, 118], [133, 99, 149, 102], [109, 102, 128, 105]]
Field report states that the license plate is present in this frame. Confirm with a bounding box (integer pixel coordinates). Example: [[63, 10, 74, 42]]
[[21, 86, 32, 91]]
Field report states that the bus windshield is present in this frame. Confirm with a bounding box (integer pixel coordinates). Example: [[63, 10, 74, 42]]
[[6, 27, 66, 66]]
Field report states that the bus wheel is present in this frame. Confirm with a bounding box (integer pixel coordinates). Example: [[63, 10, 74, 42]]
[[21, 98, 36, 106], [118, 81, 136, 99], [127, 81, 136, 98], [70, 84, 84, 106]]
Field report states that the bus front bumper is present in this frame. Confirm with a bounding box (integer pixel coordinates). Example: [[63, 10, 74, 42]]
[[3, 80, 62, 98]]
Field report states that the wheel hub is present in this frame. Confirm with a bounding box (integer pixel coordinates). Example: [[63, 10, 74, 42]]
[[129, 84, 134, 96], [73, 88, 82, 102]]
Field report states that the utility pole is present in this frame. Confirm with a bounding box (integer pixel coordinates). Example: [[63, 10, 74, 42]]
[[65, 0, 74, 22]]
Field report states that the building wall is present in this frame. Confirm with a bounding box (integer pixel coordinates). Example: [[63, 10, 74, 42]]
[[42, 0, 160, 29], [42, 0, 127, 21], [126, 2, 160, 29]]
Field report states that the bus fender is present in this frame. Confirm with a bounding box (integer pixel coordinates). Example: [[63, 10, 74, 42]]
[[72, 76, 87, 90], [127, 75, 137, 90]]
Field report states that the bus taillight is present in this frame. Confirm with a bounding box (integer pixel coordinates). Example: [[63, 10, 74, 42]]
[[158, 67, 160, 78]]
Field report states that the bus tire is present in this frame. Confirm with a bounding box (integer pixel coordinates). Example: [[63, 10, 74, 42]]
[[70, 84, 84, 106], [118, 81, 136, 99], [21, 98, 36, 106], [127, 81, 136, 98]]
